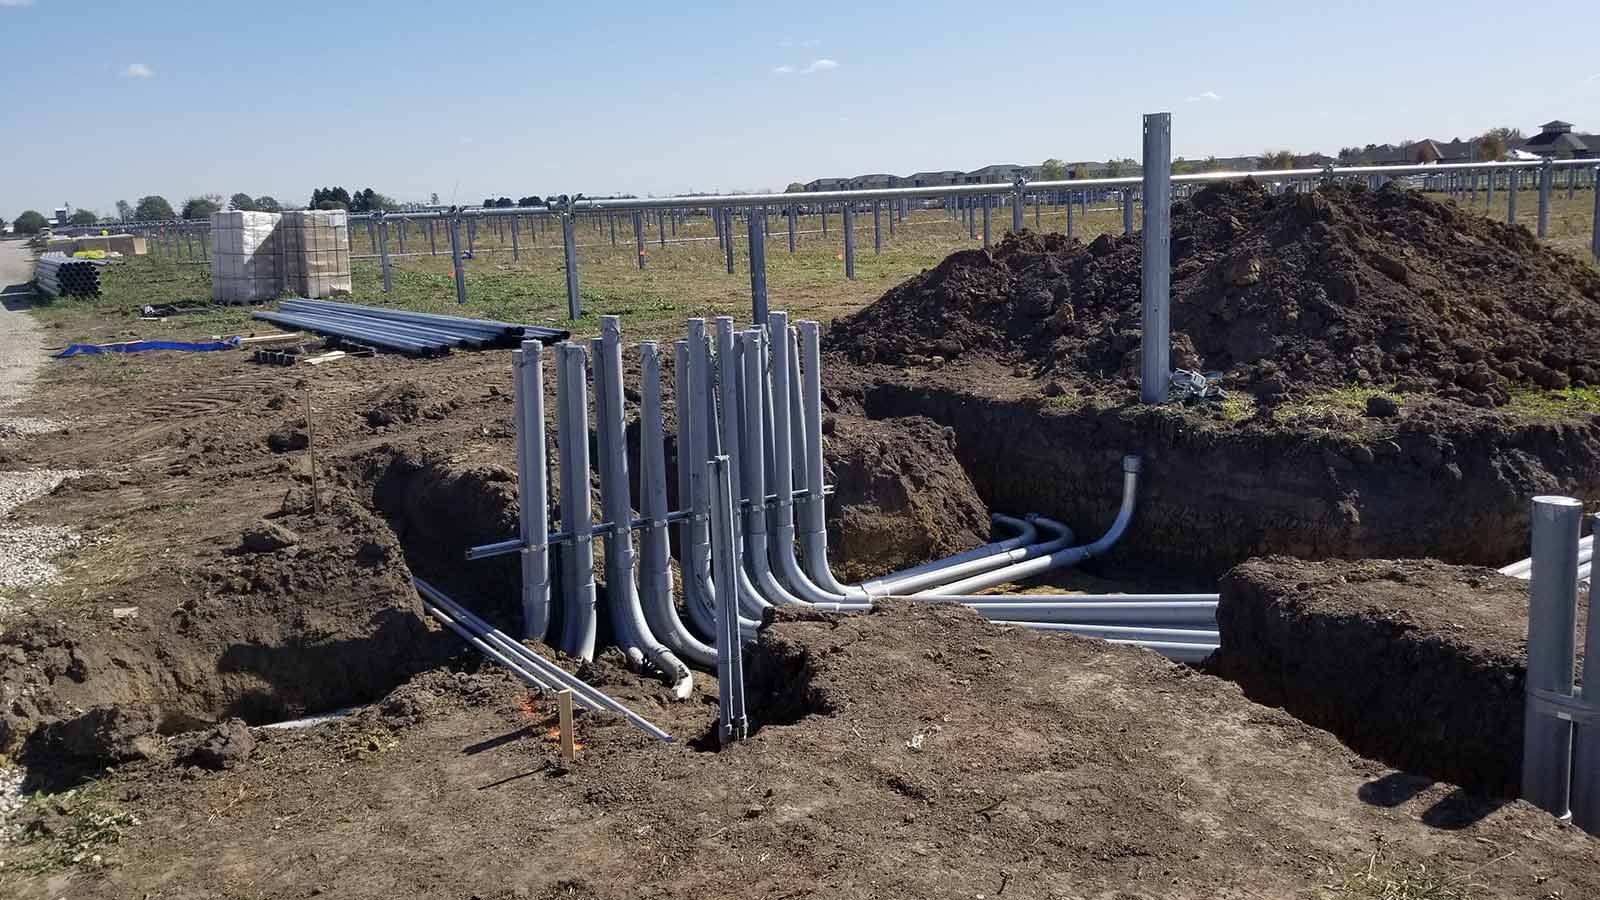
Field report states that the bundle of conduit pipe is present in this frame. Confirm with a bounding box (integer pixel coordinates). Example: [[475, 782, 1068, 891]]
[[449, 311, 1219, 713], [1501, 533, 1594, 591], [253, 298, 568, 356], [34, 252, 105, 298]]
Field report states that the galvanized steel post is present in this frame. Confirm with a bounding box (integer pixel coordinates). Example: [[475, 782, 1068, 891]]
[[981, 195, 991, 248], [967, 197, 976, 240], [428, 219, 437, 256], [1508, 170, 1519, 224], [397, 219, 406, 255], [1140, 112, 1172, 404], [872, 199, 882, 254], [1122, 188, 1134, 234], [633, 210, 645, 269], [1066, 192, 1075, 238], [723, 208, 735, 274], [1523, 495, 1581, 819], [1593, 166, 1600, 262], [787, 204, 797, 252], [1012, 176, 1025, 232], [377, 213, 393, 293], [608, 212, 616, 246], [511, 214, 520, 261], [447, 212, 467, 305], [561, 207, 581, 320], [1538, 159, 1553, 238], [748, 207, 768, 321], [843, 203, 856, 279]]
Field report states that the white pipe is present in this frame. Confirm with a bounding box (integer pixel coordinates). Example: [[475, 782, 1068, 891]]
[[859, 514, 1039, 593], [1501, 534, 1594, 578], [996, 624, 1218, 663], [911, 456, 1141, 596], [871, 516, 1075, 597]]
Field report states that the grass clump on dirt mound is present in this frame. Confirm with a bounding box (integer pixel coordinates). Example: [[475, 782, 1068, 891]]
[[829, 180, 1600, 407]]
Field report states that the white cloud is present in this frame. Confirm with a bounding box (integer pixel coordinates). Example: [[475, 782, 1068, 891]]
[[123, 63, 154, 78], [779, 38, 820, 48], [804, 59, 838, 74], [1586, 72, 1600, 84], [0, 0, 37, 8], [1185, 90, 1220, 102], [772, 64, 796, 75]]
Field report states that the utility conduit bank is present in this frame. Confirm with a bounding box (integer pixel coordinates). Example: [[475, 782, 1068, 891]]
[[463, 312, 1216, 679]]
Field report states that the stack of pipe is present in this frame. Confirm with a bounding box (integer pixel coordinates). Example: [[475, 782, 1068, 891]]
[[252, 298, 568, 356], [1500, 533, 1594, 591], [466, 312, 1219, 690], [34, 252, 103, 298]]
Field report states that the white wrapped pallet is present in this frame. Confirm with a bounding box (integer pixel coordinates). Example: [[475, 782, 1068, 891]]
[[280, 210, 352, 298], [210, 211, 282, 303]]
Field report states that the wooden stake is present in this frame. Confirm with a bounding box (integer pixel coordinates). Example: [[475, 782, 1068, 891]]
[[558, 689, 576, 762]]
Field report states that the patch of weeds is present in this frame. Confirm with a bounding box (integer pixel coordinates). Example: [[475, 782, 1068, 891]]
[[1503, 385, 1600, 419], [1337, 860, 1475, 899], [1218, 394, 1256, 422], [5, 782, 137, 874], [1273, 386, 1401, 430], [338, 729, 397, 761]]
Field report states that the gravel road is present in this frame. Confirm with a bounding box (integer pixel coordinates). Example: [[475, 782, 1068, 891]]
[[0, 239, 47, 419]]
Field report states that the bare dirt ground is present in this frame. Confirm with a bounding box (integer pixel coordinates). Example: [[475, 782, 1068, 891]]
[[9, 603, 1600, 900]]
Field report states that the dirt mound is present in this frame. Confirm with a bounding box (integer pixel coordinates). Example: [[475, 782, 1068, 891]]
[[823, 414, 991, 580], [830, 181, 1600, 405]]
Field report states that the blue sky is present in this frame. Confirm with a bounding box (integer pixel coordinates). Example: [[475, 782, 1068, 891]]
[[2, 0, 1597, 217]]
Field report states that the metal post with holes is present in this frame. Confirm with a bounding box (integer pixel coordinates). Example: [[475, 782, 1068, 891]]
[[561, 207, 581, 319], [378, 213, 393, 293], [787, 205, 797, 252], [1140, 112, 1172, 404], [633, 211, 645, 269], [843, 203, 856, 279], [1538, 159, 1553, 238], [872, 199, 882, 254], [748, 207, 768, 321], [448, 212, 467, 305], [1523, 495, 1582, 819], [710, 453, 747, 746]]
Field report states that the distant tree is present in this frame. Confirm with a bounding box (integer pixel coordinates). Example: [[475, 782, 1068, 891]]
[[516, 196, 543, 207], [255, 195, 281, 212], [68, 209, 99, 226], [429, 192, 440, 206], [482, 198, 495, 209], [13, 210, 47, 235], [1104, 159, 1124, 177], [1200, 156, 1221, 172], [783, 182, 807, 193], [1259, 149, 1296, 170], [1171, 157, 1193, 175], [309, 187, 352, 210], [1038, 158, 1066, 180], [1337, 146, 1362, 163], [491, 197, 513, 208], [134, 195, 176, 221], [115, 199, 132, 221], [228, 192, 257, 211], [1475, 127, 1525, 162], [1069, 163, 1089, 180], [181, 195, 224, 220]]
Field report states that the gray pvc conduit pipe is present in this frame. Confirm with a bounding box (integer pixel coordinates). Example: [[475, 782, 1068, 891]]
[[795, 321, 860, 597], [680, 323, 761, 642], [512, 340, 552, 641], [995, 623, 1218, 664], [416, 578, 673, 741], [739, 329, 810, 606], [860, 515, 1040, 594], [911, 455, 1142, 597], [875, 516, 1075, 597], [555, 343, 598, 661], [713, 319, 781, 619], [950, 600, 1217, 625], [593, 321, 693, 699], [673, 339, 717, 640], [637, 341, 717, 666]]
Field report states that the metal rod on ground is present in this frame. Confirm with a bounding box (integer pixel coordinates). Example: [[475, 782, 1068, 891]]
[[843, 203, 856, 279], [448, 214, 467, 305], [748, 207, 768, 322], [1523, 495, 1582, 819], [1574, 513, 1600, 832], [1141, 111, 1173, 404], [710, 454, 748, 746], [377, 214, 393, 293], [561, 210, 581, 320], [1539, 159, 1553, 238]]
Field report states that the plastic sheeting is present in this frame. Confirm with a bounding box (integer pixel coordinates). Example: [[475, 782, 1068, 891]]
[[210, 211, 281, 303]]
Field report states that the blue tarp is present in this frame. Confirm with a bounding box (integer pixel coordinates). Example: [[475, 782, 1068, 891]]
[[54, 337, 242, 358]]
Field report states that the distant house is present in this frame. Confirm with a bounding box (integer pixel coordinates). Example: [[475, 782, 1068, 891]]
[[904, 170, 963, 187], [962, 164, 1034, 184], [847, 173, 898, 190], [1522, 121, 1593, 159], [804, 177, 849, 192]]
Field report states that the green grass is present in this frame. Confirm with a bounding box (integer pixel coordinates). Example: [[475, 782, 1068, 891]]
[[1503, 385, 1600, 418], [1270, 386, 1402, 429], [5, 781, 137, 874]]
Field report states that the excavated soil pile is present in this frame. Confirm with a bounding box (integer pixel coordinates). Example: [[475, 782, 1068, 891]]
[[1214, 557, 1586, 796], [11, 602, 1600, 898], [830, 181, 1600, 405]]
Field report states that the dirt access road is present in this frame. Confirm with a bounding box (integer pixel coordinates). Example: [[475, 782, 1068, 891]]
[[0, 239, 46, 418]]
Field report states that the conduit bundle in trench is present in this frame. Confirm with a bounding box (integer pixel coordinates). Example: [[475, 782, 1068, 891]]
[[442, 311, 1216, 735]]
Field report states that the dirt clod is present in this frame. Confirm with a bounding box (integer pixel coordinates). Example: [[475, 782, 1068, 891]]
[[184, 718, 255, 770], [238, 521, 299, 553]]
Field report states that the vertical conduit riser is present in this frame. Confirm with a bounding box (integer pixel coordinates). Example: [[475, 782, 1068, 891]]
[[1574, 513, 1600, 832], [1523, 496, 1582, 820], [513, 341, 551, 641], [556, 344, 598, 661]]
